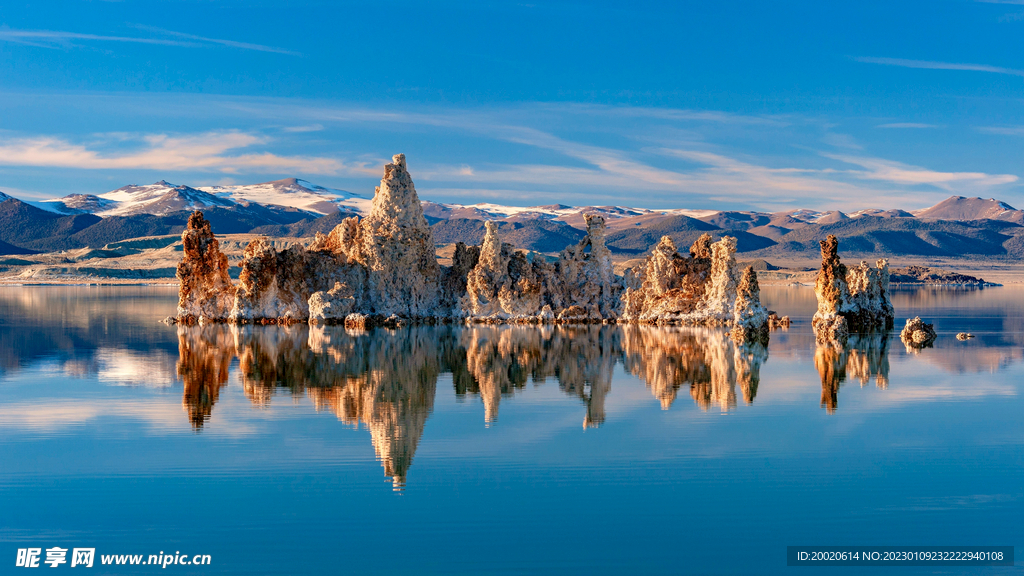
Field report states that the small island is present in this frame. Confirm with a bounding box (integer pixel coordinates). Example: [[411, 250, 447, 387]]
[[174, 154, 792, 344]]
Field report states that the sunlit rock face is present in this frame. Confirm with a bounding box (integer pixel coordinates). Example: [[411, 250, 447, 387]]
[[308, 282, 356, 325], [228, 240, 309, 322], [617, 234, 768, 343], [345, 154, 442, 317], [812, 235, 894, 344], [700, 236, 740, 325], [731, 266, 769, 344], [814, 333, 891, 413], [620, 235, 713, 321], [461, 222, 547, 320], [174, 157, 765, 327], [175, 212, 236, 322], [552, 214, 620, 319], [462, 222, 514, 318], [900, 317, 937, 352]]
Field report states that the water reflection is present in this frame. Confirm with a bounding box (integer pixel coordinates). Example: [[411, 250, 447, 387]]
[[6, 286, 1024, 489], [170, 324, 779, 487], [620, 327, 767, 411], [815, 334, 891, 414]]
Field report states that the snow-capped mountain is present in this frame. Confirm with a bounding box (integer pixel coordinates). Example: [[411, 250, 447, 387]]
[[41, 181, 236, 217], [199, 178, 369, 215], [40, 178, 368, 218]]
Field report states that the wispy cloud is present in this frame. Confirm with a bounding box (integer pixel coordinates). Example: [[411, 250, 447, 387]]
[[977, 125, 1024, 136], [0, 26, 298, 55], [854, 56, 1024, 77], [0, 131, 355, 175], [821, 133, 863, 149], [282, 124, 325, 133], [823, 153, 1018, 190], [129, 25, 301, 56], [877, 123, 941, 129]]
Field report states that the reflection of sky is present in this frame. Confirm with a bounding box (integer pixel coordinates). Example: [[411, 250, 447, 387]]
[[1, 287, 1023, 575]]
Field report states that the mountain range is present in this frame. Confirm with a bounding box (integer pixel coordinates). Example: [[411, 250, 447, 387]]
[[3, 179, 1024, 260]]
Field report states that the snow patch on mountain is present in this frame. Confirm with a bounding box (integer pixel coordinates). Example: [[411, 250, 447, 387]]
[[199, 178, 369, 215]]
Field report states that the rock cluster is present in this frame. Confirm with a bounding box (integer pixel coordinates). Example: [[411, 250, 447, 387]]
[[173, 154, 772, 342], [767, 311, 791, 330], [900, 317, 937, 351], [618, 234, 769, 339], [811, 235, 894, 344]]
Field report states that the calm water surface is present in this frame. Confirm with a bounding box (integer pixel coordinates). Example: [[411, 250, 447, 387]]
[[0, 286, 1022, 574]]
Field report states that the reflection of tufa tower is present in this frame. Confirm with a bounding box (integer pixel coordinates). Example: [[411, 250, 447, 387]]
[[303, 328, 440, 490], [175, 320, 777, 486], [619, 325, 767, 412], [815, 333, 891, 414], [176, 325, 234, 429]]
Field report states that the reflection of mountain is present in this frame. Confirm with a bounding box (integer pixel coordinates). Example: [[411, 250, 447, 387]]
[[619, 326, 768, 412], [815, 334, 891, 414]]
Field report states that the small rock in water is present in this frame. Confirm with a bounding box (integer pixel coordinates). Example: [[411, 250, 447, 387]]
[[956, 332, 975, 340], [900, 317, 937, 350]]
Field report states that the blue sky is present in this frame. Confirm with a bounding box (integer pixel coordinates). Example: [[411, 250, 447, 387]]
[[1, 0, 1023, 211]]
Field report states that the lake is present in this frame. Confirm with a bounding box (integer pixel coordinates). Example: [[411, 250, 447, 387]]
[[0, 285, 1021, 574]]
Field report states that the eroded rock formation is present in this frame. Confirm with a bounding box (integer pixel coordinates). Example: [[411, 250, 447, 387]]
[[348, 154, 442, 317], [620, 235, 713, 321], [176, 212, 236, 322], [174, 154, 774, 338], [900, 317, 937, 351], [811, 235, 894, 344], [461, 221, 544, 320], [553, 214, 619, 319], [731, 266, 769, 344]]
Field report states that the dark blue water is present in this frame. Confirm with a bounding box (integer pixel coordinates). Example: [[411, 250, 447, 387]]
[[0, 286, 1021, 574]]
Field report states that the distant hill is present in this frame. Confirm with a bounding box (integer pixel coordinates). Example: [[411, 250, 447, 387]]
[[432, 218, 586, 252], [249, 209, 360, 237], [6, 179, 1024, 263], [914, 196, 1024, 223], [0, 198, 103, 251], [749, 216, 1024, 257], [0, 238, 34, 256], [605, 214, 776, 254]]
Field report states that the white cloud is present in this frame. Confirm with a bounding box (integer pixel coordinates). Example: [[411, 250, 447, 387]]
[[977, 125, 1024, 136], [822, 133, 863, 150], [0, 26, 298, 55], [854, 56, 1024, 77], [0, 131, 355, 175], [282, 124, 325, 133], [877, 123, 941, 129], [823, 153, 1019, 189]]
